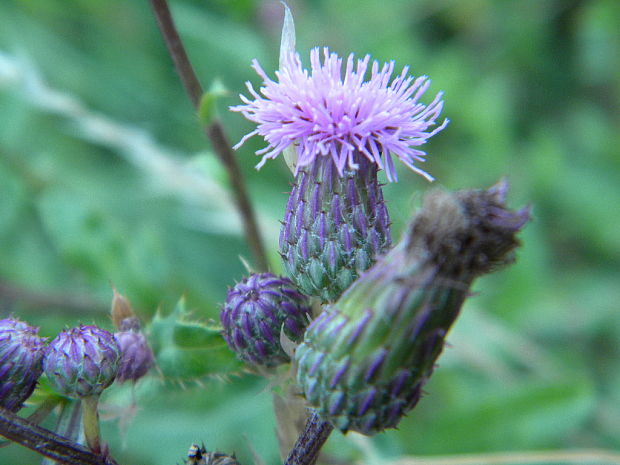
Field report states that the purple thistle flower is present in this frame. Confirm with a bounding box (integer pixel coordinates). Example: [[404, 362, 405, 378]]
[[231, 47, 448, 182]]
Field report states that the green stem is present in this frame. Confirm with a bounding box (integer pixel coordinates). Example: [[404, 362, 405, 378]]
[[81, 395, 101, 454]]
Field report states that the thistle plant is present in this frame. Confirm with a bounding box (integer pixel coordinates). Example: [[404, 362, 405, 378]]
[[295, 181, 530, 434], [0, 318, 46, 412], [0, 4, 541, 465], [232, 48, 448, 302]]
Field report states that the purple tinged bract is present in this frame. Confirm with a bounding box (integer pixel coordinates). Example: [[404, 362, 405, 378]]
[[0, 318, 46, 412], [43, 325, 120, 398], [231, 47, 448, 182]]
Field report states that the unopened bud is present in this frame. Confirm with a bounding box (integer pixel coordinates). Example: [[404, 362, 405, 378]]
[[221, 273, 311, 367], [44, 325, 120, 398], [0, 318, 46, 412], [114, 329, 154, 383]]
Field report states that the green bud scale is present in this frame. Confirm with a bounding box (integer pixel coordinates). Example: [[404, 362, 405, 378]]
[[43, 324, 121, 398], [295, 181, 530, 434], [280, 155, 391, 302], [0, 318, 46, 412]]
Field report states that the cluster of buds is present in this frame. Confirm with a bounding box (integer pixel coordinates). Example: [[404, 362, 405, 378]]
[[1, 290, 154, 454]]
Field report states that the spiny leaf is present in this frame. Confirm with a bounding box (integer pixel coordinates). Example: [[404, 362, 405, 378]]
[[148, 297, 243, 383]]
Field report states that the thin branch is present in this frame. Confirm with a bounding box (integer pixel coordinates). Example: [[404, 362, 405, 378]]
[[0, 281, 107, 316], [389, 449, 620, 465], [149, 0, 269, 272], [284, 412, 334, 465], [0, 407, 119, 465]]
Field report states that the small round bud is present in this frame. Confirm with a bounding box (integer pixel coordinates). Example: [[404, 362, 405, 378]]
[[0, 318, 46, 412], [220, 273, 311, 367], [44, 325, 121, 398], [114, 329, 154, 383]]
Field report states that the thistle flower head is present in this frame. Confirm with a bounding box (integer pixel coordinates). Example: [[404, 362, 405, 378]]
[[0, 318, 46, 412], [43, 324, 120, 398], [220, 273, 312, 367], [231, 47, 448, 182]]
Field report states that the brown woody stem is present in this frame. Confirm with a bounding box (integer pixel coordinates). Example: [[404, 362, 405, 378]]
[[149, 0, 269, 272], [0, 406, 119, 465], [284, 412, 334, 465]]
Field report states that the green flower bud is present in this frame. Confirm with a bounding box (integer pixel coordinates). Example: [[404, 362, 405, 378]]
[[296, 181, 530, 434]]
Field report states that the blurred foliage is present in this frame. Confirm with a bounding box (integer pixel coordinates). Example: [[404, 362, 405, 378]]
[[1, 0, 619, 464]]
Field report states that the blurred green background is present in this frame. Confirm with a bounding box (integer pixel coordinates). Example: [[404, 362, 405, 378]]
[[1, 0, 619, 464]]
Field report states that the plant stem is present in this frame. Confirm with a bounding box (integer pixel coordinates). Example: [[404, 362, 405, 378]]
[[0, 397, 61, 449], [284, 412, 334, 465], [149, 0, 269, 272], [0, 406, 119, 465], [42, 399, 83, 465], [82, 395, 101, 454]]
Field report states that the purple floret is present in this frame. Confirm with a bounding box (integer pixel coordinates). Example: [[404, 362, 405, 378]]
[[231, 47, 448, 182]]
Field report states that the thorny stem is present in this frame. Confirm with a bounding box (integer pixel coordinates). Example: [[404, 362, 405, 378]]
[[284, 412, 334, 465], [149, 0, 269, 272], [0, 406, 119, 465]]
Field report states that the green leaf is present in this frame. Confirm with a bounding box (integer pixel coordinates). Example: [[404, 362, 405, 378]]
[[148, 297, 244, 383], [198, 79, 228, 125]]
